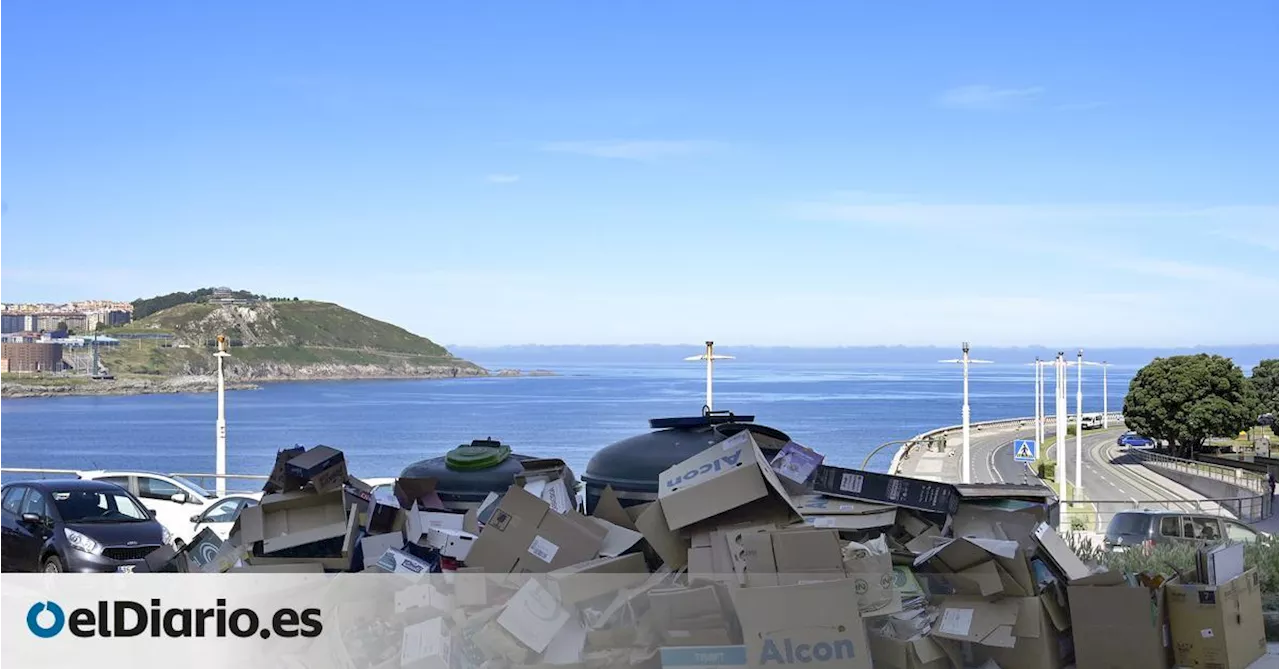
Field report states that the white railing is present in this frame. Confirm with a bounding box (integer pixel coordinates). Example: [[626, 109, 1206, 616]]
[[887, 412, 1125, 474]]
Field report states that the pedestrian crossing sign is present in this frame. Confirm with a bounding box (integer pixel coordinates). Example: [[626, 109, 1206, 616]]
[[1013, 439, 1037, 462]]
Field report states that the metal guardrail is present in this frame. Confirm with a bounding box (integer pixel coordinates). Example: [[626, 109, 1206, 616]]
[[0, 468, 271, 496], [889, 412, 1125, 475], [1128, 449, 1267, 492], [1059, 496, 1271, 534]]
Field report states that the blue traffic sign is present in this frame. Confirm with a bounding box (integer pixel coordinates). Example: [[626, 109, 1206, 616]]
[[1013, 439, 1037, 462]]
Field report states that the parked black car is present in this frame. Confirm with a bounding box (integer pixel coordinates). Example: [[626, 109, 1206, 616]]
[[1, 479, 171, 573], [1103, 509, 1263, 551]]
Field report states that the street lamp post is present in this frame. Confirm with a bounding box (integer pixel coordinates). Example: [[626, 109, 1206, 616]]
[[1075, 349, 1084, 497], [684, 341, 734, 411], [215, 335, 230, 498], [1100, 361, 1111, 428], [941, 342, 993, 483], [1055, 351, 1068, 516]]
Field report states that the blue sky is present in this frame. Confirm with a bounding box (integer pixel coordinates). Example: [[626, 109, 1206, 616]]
[[3, 2, 1277, 347]]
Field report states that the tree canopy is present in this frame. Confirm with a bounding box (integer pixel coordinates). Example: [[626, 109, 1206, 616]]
[[1122, 354, 1254, 458], [1249, 358, 1278, 418]]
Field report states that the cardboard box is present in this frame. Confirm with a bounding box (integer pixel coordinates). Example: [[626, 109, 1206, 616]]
[[238, 489, 349, 554], [375, 547, 436, 577], [769, 442, 824, 493], [867, 634, 951, 669], [285, 445, 347, 493], [341, 476, 374, 515], [732, 580, 872, 669], [660, 646, 747, 669], [1165, 568, 1266, 669], [496, 578, 573, 653], [810, 465, 960, 516], [930, 594, 1072, 669], [359, 532, 406, 570], [515, 458, 577, 514], [264, 446, 306, 493], [465, 485, 605, 573], [406, 505, 477, 545], [395, 476, 445, 511], [658, 431, 802, 531], [365, 491, 404, 534], [1068, 570, 1174, 669], [426, 527, 476, 560], [735, 528, 846, 587]]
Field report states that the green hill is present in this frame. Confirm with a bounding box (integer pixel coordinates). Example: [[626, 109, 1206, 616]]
[[102, 299, 485, 380]]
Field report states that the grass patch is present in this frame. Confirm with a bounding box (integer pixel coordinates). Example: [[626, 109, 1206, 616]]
[[1035, 456, 1097, 532], [0, 374, 92, 386]]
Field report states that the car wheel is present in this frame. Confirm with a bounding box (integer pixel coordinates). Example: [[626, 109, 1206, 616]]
[[42, 555, 64, 574]]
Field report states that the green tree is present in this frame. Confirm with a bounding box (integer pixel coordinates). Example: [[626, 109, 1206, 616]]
[[1122, 354, 1254, 458], [1250, 359, 1279, 418]]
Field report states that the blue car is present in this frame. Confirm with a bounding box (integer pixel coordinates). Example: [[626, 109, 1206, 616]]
[[1117, 431, 1155, 450]]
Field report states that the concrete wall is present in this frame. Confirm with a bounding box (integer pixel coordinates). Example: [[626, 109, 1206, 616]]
[[1139, 461, 1269, 521]]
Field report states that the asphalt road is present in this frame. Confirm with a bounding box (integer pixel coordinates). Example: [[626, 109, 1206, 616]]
[[972, 425, 1220, 503]]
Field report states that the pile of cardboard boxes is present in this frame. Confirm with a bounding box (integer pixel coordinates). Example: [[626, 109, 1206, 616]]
[[140, 432, 1268, 669]]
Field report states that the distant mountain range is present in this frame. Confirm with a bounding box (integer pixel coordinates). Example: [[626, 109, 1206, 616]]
[[450, 344, 1279, 369]]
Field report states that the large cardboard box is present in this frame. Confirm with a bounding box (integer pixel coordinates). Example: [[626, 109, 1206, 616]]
[[736, 528, 846, 587], [285, 445, 347, 493], [658, 431, 802, 531], [465, 485, 605, 573], [1068, 570, 1174, 669], [1165, 568, 1266, 669], [810, 465, 960, 516], [732, 580, 872, 669], [238, 489, 349, 554], [912, 536, 1035, 598]]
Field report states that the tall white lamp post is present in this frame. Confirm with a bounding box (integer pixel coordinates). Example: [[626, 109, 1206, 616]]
[[941, 342, 993, 483], [215, 335, 230, 498], [1074, 349, 1084, 497], [684, 341, 734, 411], [1055, 351, 1068, 514]]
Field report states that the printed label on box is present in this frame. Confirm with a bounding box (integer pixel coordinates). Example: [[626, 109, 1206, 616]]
[[939, 608, 974, 636], [840, 473, 865, 494], [528, 535, 560, 563]]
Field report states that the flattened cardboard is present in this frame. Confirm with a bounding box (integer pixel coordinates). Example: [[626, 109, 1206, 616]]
[[593, 486, 639, 531], [548, 553, 648, 605], [732, 580, 872, 669], [496, 578, 572, 653], [1031, 522, 1091, 582], [930, 596, 1020, 648], [658, 431, 802, 531], [229, 562, 325, 573], [636, 500, 689, 569], [811, 465, 960, 516], [867, 634, 951, 669], [913, 536, 1034, 598]]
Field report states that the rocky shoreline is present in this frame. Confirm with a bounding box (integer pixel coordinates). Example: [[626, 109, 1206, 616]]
[[1, 367, 560, 399]]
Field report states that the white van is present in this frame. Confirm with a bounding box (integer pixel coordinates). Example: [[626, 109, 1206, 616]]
[[1081, 414, 1104, 430]]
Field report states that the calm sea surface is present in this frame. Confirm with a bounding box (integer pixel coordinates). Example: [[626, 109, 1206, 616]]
[[0, 361, 1134, 487]]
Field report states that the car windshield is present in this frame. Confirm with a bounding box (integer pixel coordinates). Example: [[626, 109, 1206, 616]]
[[1108, 513, 1150, 536], [168, 475, 213, 498], [52, 489, 150, 523]]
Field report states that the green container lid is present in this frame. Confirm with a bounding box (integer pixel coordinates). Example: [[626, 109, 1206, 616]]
[[446, 438, 512, 471]]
